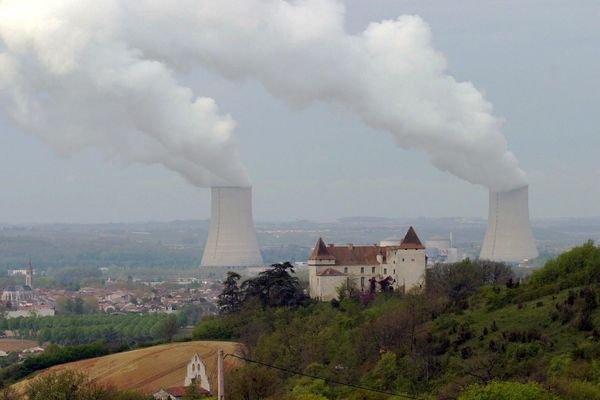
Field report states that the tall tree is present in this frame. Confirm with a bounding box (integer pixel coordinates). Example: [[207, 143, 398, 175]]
[[241, 262, 307, 307], [158, 315, 179, 342], [217, 272, 243, 314]]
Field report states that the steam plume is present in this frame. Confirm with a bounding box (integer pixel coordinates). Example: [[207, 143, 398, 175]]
[[0, 0, 527, 191], [0, 1, 248, 187]]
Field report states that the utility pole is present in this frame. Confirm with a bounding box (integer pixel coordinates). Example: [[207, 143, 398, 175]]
[[217, 349, 225, 400]]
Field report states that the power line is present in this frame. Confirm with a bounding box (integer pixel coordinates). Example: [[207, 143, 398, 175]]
[[224, 353, 420, 399]]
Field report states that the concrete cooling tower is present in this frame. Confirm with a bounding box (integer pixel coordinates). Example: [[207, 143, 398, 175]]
[[201, 186, 263, 267], [480, 186, 538, 262]]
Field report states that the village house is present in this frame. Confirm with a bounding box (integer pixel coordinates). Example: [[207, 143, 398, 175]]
[[308, 226, 427, 301]]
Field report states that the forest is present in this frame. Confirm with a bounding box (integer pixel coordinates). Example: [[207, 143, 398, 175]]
[[192, 241, 600, 399]]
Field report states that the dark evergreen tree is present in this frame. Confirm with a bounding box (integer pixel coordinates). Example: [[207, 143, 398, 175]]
[[217, 272, 243, 314], [240, 262, 307, 307]]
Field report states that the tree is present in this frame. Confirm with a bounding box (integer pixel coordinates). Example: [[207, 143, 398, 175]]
[[458, 381, 558, 400], [479, 261, 513, 285], [241, 262, 307, 307], [378, 276, 394, 292], [226, 365, 279, 400], [158, 314, 179, 342], [427, 259, 510, 310], [217, 272, 243, 314], [73, 297, 85, 314], [55, 297, 73, 315], [25, 370, 150, 400], [83, 296, 99, 314]]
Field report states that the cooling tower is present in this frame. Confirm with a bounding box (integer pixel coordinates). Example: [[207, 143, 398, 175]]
[[480, 185, 538, 262], [201, 186, 263, 267]]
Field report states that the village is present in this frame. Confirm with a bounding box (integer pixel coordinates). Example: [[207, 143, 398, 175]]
[[1, 263, 221, 320]]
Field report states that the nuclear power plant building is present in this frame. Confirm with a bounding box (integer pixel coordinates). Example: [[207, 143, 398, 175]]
[[201, 186, 263, 268], [480, 185, 538, 262]]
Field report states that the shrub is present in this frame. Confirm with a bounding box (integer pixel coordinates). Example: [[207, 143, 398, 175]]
[[548, 354, 572, 378], [192, 316, 236, 340], [551, 379, 600, 400], [530, 241, 600, 288], [458, 381, 557, 400]]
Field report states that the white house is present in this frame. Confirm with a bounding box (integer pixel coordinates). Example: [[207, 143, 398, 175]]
[[308, 226, 427, 301]]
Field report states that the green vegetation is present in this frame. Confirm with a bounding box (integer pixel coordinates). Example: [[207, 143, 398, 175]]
[[0, 313, 177, 346], [1, 369, 151, 399], [192, 242, 600, 399], [0, 342, 109, 387], [458, 381, 557, 400]]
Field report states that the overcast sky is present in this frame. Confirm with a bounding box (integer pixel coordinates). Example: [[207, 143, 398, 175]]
[[0, 0, 598, 223]]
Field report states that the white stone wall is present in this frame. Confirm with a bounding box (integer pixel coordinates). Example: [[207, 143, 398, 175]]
[[308, 251, 426, 301], [184, 353, 210, 392], [314, 275, 347, 301], [388, 249, 426, 291]]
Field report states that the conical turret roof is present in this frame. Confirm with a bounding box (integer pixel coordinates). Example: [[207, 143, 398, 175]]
[[309, 237, 335, 260], [399, 226, 425, 249]]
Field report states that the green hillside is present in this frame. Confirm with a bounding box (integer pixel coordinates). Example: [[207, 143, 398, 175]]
[[192, 241, 600, 399]]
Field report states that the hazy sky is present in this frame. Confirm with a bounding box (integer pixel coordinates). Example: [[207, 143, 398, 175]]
[[0, 0, 598, 223]]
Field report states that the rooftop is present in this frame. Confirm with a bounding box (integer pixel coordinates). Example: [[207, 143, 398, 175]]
[[309, 226, 425, 265]]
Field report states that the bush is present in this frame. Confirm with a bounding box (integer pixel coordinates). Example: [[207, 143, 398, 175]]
[[25, 370, 150, 400], [192, 316, 236, 340], [530, 241, 600, 288], [459, 381, 557, 400], [552, 379, 600, 400]]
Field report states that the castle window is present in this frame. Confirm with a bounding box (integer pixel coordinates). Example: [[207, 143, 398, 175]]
[[361, 277, 365, 288], [402, 258, 405, 262], [384, 268, 387, 274], [344, 267, 348, 273], [360, 267, 364, 274], [371, 267, 375, 274], [411, 259, 415, 262], [393, 269, 396, 274]]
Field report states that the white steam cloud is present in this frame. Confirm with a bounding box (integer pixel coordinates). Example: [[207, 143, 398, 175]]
[[0, 1, 248, 187], [0, 0, 527, 191]]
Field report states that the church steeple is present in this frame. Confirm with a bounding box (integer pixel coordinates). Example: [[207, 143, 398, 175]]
[[26, 258, 33, 288]]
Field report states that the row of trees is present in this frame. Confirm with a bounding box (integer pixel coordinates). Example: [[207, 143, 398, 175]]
[[0, 313, 178, 346]]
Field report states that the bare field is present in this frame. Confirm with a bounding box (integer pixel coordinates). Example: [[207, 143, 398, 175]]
[[14, 341, 242, 395], [0, 339, 39, 353]]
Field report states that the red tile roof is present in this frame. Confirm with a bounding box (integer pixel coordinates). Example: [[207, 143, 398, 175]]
[[166, 386, 209, 397], [316, 268, 347, 276], [327, 245, 383, 265], [309, 238, 335, 260], [311, 228, 424, 266], [399, 226, 425, 249]]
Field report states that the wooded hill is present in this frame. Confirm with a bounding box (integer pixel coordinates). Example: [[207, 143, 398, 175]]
[[193, 241, 600, 399]]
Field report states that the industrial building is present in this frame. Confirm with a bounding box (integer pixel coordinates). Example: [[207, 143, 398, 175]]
[[308, 226, 427, 301], [425, 234, 461, 265], [480, 185, 538, 262], [201, 186, 263, 268]]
